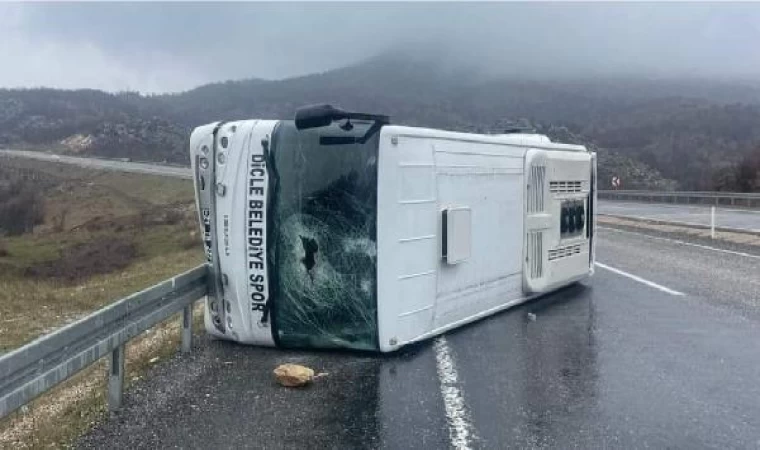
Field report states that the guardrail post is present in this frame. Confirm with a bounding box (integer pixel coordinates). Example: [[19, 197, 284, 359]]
[[711, 206, 716, 239], [108, 344, 125, 412], [181, 304, 193, 353]]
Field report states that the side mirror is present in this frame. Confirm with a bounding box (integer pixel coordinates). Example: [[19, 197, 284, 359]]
[[295, 104, 348, 130], [294, 104, 390, 131]]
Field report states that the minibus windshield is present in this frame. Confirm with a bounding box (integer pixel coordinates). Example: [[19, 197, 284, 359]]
[[268, 120, 380, 351]]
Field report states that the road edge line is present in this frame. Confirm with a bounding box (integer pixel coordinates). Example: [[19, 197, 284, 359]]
[[595, 262, 686, 296], [599, 226, 760, 260]]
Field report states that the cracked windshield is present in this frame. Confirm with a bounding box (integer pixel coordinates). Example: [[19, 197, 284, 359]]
[[270, 120, 380, 351], [1, 2, 760, 449]]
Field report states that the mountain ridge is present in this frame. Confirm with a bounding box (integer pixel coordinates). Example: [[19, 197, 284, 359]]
[[1, 55, 759, 190]]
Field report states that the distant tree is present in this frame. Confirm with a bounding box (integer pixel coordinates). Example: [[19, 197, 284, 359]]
[[735, 146, 760, 192], [52, 207, 69, 233], [0, 172, 46, 235], [712, 165, 739, 191]]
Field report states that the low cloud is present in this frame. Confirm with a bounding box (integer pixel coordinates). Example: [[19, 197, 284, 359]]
[[1, 2, 759, 93]]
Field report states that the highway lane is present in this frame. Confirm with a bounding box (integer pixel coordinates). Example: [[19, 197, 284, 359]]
[[599, 200, 760, 233], [77, 228, 760, 449], [0, 149, 192, 179]]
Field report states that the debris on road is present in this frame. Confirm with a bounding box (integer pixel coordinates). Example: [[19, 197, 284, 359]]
[[273, 363, 315, 387], [527, 312, 537, 321]]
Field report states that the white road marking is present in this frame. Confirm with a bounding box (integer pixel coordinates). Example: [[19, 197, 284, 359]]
[[595, 262, 686, 296], [599, 227, 760, 260], [434, 336, 476, 450], [599, 213, 710, 229], [711, 207, 760, 215]]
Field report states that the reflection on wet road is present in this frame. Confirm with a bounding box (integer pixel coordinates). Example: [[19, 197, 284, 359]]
[[78, 229, 760, 449]]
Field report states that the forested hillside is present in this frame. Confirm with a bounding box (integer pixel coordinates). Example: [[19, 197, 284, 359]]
[[2, 54, 759, 191]]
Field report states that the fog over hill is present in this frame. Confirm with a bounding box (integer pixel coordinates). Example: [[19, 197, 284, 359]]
[[3, 53, 760, 190], [2, 2, 760, 191], [4, 3, 760, 92]]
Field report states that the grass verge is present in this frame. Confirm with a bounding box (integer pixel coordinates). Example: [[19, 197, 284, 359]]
[[0, 156, 205, 448], [598, 215, 760, 248]]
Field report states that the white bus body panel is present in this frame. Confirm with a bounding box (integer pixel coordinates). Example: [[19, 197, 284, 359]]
[[190, 119, 277, 346], [376, 126, 594, 352]]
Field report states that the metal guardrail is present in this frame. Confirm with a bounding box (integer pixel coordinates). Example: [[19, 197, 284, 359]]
[[0, 264, 208, 420], [599, 190, 760, 208]]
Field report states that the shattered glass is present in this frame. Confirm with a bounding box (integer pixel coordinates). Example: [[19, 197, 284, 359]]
[[269, 120, 379, 351]]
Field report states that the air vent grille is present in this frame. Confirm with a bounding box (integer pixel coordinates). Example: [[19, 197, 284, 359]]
[[550, 181, 585, 194], [528, 231, 544, 279], [548, 244, 582, 261], [527, 166, 546, 213]]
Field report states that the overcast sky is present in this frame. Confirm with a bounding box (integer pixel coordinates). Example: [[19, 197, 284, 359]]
[[1, 2, 759, 93]]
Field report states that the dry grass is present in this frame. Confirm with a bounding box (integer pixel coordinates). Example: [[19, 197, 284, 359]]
[[0, 246, 201, 351], [0, 156, 193, 234], [0, 157, 205, 448], [0, 158, 202, 350]]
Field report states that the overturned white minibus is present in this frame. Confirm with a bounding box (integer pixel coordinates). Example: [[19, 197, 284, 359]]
[[190, 104, 596, 352]]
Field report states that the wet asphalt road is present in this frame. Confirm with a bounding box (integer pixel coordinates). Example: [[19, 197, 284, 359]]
[[599, 200, 760, 232], [0, 149, 192, 179], [76, 228, 760, 449]]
